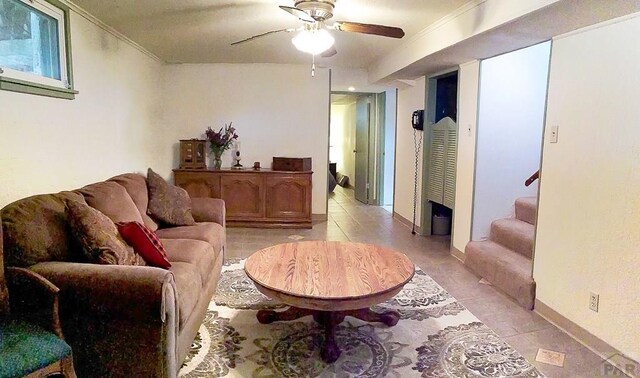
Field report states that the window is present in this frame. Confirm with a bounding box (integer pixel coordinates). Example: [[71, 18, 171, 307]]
[[0, 0, 76, 99]]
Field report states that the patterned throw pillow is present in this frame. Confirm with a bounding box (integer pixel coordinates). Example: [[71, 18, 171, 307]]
[[146, 168, 196, 226], [116, 222, 171, 269], [66, 200, 144, 266]]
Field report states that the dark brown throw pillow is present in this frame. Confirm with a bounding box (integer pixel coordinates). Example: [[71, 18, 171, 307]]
[[66, 200, 144, 266], [146, 168, 196, 226]]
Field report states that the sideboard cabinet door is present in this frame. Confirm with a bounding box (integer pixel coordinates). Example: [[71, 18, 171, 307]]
[[175, 172, 220, 198], [265, 175, 311, 219], [220, 174, 265, 219]]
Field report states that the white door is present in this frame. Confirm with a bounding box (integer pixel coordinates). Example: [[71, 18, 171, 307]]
[[354, 96, 370, 203]]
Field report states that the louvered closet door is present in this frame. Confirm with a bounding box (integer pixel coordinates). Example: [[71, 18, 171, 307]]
[[427, 117, 457, 208], [427, 125, 446, 204]]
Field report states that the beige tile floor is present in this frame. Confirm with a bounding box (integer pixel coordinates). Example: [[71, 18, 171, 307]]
[[225, 186, 618, 378]]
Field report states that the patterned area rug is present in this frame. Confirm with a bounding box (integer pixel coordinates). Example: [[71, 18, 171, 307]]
[[179, 259, 545, 377]]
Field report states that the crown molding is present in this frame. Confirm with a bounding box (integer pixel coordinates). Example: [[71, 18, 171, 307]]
[[58, 0, 163, 63]]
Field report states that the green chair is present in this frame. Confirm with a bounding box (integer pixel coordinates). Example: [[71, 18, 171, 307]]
[[0, 216, 76, 378]]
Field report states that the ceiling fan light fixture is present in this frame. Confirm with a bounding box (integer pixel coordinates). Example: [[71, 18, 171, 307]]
[[292, 28, 335, 55]]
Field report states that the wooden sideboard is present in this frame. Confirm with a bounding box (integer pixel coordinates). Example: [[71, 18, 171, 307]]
[[174, 168, 313, 228]]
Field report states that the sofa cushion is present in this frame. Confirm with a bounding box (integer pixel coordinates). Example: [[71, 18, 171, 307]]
[[77, 181, 144, 225], [169, 262, 202, 328], [67, 201, 144, 266], [1, 192, 86, 267], [108, 173, 159, 231], [146, 168, 195, 227], [155, 223, 224, 254], [117, 222, 171, 269], [161, 239, 217, 285]]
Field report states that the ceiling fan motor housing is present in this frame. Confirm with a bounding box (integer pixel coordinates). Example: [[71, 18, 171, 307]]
[[294, 0, 335, 21]]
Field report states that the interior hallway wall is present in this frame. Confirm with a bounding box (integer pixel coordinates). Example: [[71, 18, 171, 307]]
[[0, 11, 163, 207], [472, 42, 550, 240], [394, 78, 426, 223], [534, 15, 640, 362], [160, 64, 330, 215], [383, 89, 397, 206], [452, 61, 480, 253]]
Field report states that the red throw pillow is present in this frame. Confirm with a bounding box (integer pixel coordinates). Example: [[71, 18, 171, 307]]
[[116, 221, 171, 269]]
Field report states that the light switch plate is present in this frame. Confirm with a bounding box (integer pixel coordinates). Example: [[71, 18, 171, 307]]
[[550, 125, 559, 143]]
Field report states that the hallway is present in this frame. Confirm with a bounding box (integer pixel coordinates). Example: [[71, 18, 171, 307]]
[[224, 186, 613, 377]]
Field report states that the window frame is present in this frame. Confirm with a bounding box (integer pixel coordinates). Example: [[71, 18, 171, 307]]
[[0, 0, 77, 99]]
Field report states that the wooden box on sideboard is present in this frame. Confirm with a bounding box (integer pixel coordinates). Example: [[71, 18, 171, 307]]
[[179, 139, 206, 169], [272, 157, 312, 172]]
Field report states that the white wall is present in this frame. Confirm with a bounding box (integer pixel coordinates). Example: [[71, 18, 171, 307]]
[[160, 64, 330, 215], [394, 77, 426, 222], [534, 15, 640, 362], [383, 89, 396, 206], [0, 11, 163, 207], [330, 101, 356, 184], [472, 42, 550, 239], [452, 61, 480, 252]]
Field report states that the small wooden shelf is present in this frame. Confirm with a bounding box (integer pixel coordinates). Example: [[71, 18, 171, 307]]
[[174, 168, 313, 228]]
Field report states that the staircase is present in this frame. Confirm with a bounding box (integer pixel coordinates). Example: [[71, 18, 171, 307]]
[[465, 197, 537, 310]]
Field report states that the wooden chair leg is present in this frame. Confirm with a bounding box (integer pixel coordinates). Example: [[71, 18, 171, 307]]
[[61, 355, 77, 378]]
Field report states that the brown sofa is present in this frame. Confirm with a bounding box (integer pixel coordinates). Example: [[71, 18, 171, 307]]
[[0, 173, 225, 378]]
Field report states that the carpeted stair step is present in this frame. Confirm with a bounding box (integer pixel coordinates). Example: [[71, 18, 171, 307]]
[[515, 197, 537, 225], [490, 218, 535, 259], [465, 240, 536, 310]]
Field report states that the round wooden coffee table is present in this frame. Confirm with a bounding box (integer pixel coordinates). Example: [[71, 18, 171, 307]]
[[244, 241, 415, 363]]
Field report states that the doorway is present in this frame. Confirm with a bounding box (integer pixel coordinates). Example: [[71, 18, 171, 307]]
[[329, 90, 396, 211], [472, 42, 551, 240], [421, 70, 459, 236]]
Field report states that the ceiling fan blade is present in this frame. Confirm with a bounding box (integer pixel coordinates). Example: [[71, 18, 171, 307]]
[[333, 21, 405, 39], [321, 46, 337, 58], [231, 28, 296, 46], [279, 5, 315, 23]]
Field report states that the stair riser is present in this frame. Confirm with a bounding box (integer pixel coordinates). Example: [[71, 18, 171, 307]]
[[490, 223, 534, 259], [465, 244, 535, 310], [515, 198, 537, 225]]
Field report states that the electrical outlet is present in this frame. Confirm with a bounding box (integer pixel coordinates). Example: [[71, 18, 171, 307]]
[[589, 292, 599, 312]]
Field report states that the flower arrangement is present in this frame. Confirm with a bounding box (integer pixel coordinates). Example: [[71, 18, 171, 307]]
[[205, 123, 238, 169], [205, 123, 238, 154]]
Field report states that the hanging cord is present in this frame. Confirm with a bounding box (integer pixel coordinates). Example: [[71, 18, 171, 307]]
[[412, 128, 423, 234]]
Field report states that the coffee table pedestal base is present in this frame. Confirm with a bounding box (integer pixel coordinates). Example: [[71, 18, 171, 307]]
[[256, 307, 400, 363]]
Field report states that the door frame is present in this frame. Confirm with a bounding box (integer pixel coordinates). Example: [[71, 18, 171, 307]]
[[329, 90, 393, 207], [374, 91, 386, 206], [420, 68, 460, 235]]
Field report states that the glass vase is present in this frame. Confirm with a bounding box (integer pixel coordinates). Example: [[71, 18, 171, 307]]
[[211, 148, 224, 170]]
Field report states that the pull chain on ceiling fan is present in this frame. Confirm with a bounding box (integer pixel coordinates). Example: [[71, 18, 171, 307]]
[[231, 0, 405, 59]]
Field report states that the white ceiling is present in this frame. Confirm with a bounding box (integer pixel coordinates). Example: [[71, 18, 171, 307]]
[[71, 0, 470, 67]]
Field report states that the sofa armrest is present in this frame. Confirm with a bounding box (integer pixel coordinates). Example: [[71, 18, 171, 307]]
[[6, 267, 64, 338], [29, 262, 179, 377], [29, 262, 176, 323], [191, 197, 225, 227]]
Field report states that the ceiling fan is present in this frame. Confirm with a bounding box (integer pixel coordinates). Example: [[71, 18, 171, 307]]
[[231, 0, 405, 58]]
